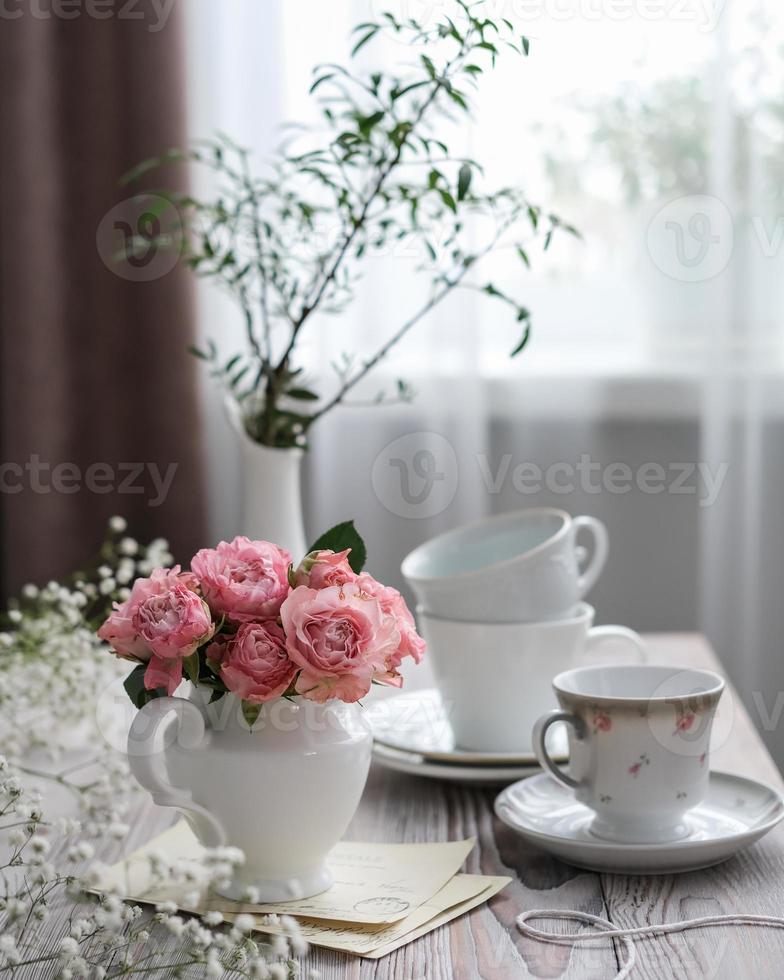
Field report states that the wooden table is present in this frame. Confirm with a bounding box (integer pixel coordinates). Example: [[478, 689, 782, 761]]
[[110, 635, 784, 978]]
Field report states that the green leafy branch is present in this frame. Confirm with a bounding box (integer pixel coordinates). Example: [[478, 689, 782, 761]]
[[122, 1, 576, 448]]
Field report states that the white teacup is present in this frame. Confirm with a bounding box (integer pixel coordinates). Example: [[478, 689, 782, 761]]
[[419, 603, 645, 753], [533, 664, 725, 843], [401, 508, 608, 623]]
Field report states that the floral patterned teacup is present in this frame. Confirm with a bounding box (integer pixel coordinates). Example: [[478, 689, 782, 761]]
[[533, 664, 725, 843]]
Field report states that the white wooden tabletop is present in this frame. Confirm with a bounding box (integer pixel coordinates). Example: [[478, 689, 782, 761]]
[[40, 633, 784, 979]]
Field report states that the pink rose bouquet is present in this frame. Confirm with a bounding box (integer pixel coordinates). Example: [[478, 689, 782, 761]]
[[98, 522, 425, 717]]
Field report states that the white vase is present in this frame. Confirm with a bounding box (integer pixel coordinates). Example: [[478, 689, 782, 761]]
[[226, 400, 308, 560], [240, 438, 307, 560], [127, 689, 372, 902]]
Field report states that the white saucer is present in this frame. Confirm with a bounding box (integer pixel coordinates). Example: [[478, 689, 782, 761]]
[[494, 771, 784, 874], [372, 742, 540, 784], [366, 688, 567, 766]]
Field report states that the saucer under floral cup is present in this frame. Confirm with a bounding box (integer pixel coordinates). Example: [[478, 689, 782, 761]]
[[533, 664, 725, 844]]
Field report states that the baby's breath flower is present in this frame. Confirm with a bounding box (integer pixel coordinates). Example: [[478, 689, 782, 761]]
[[0, 934, 20, 965], [234, 913, 255, 933], [119, 537, 139, 556], [164, 915, 186, 937], [59, 936, 80, 958]]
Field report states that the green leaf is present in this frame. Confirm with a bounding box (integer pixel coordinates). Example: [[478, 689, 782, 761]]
[[287, 388, 320, 401], [242, 700, 262, 728], [309, 73, 336, 94], [183, 652, 200, 686], [516, 246, 530, 268], [439, 189, 457, 213], [188, 345, 209, 361], [351, 27, 378, 56], [420, 54, 437, 79], [521, 36, 530, 56], [447, 89, 468, 111], [307, 520, 367, 573], [123, 663, 164, 710], [510, 323, 531, 357], [457, 164, 472, 201]]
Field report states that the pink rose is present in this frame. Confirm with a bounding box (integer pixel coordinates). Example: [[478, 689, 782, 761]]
[[293, 549, 357, 590], [355, 573, 426, 684], [280, 584, 400, 703], [191, 536, 292, 622], [219, 621, 297, 703], [98, 566, 199, 662], [144, 655, 185, 696], [132, 581, 214, 660]]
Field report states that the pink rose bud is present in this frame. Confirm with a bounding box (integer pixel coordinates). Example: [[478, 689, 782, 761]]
[[293, 549, 356, 590], [191, 536, 292, 622], [219, 621, 297, 703]]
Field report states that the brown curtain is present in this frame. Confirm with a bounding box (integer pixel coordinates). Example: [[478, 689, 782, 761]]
[[0, 0, 206, 595]]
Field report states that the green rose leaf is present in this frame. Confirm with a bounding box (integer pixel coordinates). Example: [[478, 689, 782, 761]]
[[183, 651, 201, 686], [123, 662, 165, 710], [307, 520, 367, 573], [242, 700, 262, 729]]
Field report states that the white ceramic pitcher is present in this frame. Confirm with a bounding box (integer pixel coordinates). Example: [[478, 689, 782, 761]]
[[127, 689, 372, 901]]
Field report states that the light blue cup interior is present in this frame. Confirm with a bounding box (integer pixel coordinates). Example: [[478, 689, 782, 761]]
[[404, 511, 565, 579]]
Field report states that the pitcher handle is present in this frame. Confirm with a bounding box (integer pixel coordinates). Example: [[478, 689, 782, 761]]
[[127, 697, 226, 847], [573, 515, 609, 597]]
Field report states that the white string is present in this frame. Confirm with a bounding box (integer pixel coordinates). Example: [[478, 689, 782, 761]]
[[516, 908, 784, 979]]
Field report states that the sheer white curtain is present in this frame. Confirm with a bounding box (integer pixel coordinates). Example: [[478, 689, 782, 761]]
[[185, 0, 784, 759]]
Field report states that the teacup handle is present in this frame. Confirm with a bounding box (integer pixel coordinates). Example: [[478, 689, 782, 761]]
[[573, 516, 609, 597], [127, 697, 226, 847], [585, 625, 647, 663], [532, 709, 586, 790]]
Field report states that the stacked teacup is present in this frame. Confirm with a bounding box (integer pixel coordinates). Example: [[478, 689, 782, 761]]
[[401, 507, 645, 755]]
